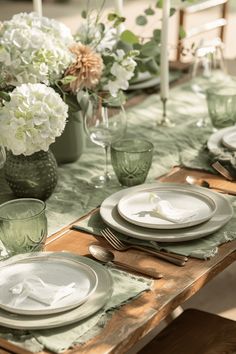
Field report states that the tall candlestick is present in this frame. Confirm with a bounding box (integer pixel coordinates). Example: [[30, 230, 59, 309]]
[[115, 0, 123, 15], [160, 0, 169, 101], [159, 0, 174, 126], [33, 0, 42, 17]]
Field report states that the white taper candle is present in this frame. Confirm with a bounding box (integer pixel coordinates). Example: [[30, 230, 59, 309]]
[[115, 0, 123, 15], [160, 0, 170, 101], [33, 0, 42, 17]]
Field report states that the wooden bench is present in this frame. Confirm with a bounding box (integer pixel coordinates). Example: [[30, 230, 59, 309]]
[[138, 309, 236, 354]]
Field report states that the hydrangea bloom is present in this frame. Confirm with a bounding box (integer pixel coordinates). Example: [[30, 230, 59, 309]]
[[0, 83, 68, 156], [0, 12, 75, 87]]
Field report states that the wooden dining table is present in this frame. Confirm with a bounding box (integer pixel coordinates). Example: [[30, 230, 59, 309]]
[[14, 166, 233, 354], [1, 61, 236, 354]]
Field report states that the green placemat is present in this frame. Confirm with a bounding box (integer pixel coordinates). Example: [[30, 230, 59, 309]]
[[73, 197, 236, 259], [0, 266, 153, 353]]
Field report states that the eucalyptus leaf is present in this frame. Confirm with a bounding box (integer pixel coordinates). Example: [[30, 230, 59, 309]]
[[81, 10, 87, 19], [145, 7, 155, 16], [114, 17, 125, 28], [107, 13, 117, 21], [153, 29, 161, 42], [120, 30, 139, 44], [156, 0, 163, 8], [59, 76, 76, 85], [170, 8, 176, 16], [117, 40, 133, 52], [140, 40, 160, 57], [136, 15, 148, 26], [179, 26, 186, 39], [145, 58, 159, 74], [0, 91, 10, 102]]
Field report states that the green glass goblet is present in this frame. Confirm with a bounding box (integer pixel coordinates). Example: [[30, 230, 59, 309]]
[[0, 198, 47, 258]]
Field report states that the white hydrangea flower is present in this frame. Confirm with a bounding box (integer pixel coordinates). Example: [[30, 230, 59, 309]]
[[0, 83, 68, 156], [0, 12, 75, 86], [103, 49, 137, 96]]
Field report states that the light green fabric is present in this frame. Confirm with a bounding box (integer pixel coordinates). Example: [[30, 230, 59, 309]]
[[74, 198, 236, 259], [0, 267, 152, 353], [0, 77, 219, 236]]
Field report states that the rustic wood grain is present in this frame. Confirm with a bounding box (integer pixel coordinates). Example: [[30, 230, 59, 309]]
[[139, 308, 236, 354]]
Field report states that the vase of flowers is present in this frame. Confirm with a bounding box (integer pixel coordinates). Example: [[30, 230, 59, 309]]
[[0, 83, 68, 200]]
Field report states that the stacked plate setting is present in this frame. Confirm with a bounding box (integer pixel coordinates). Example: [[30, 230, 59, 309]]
[[208, 126, 236, 152], [0, 252, 113, 330], [100, 183, 233, 242]]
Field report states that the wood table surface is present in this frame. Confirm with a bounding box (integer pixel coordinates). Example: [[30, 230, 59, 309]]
[[30, 166, 235, 354]]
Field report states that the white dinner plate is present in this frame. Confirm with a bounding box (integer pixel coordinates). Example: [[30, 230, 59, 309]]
[[207, 126, 236, 154], [117, 188, 216, 229], [0, 252, 113, 329], [221, 129, 236, 150], [100, 183, 233, 242], [0, 258, 98, 315]]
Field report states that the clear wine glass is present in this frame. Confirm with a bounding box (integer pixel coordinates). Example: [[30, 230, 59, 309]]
[[84, 94, 126, 188], [191, 38, 227, 128]]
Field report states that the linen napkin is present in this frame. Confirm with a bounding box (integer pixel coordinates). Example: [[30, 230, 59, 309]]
[[0, 268, 152, 353], [73, 199, 236, 259], [149, 193, 197, 223], [9, 275, 76, 307]]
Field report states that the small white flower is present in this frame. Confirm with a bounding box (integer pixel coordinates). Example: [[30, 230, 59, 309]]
[[0, 83, 68, 156]]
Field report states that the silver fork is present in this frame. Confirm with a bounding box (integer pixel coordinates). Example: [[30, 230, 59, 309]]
[[212, 161, 234, 181], [101, 228, 187, 267]]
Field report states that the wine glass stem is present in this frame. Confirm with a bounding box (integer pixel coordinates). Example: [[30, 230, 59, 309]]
[[104, 145, 109, 179]]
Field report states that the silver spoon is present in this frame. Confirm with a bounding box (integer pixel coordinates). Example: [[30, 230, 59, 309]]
[[89, 244, 163, 279]]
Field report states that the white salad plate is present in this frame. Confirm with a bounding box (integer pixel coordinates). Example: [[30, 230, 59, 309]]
[[117, 188, 217, 229], [0, 257, 98, 315], [100, 183, 233, 242], [221, 129, 236, 150], [207, 126, 236, 153], [0, 252, 113, 329]]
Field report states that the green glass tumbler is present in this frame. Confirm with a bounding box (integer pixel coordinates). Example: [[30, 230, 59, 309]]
[[206, 86, 236, 129], [0, 198, 47, 257], [111, 139, 154, 187]]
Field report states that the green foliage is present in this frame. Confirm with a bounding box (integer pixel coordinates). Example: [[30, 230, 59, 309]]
[[179, 26, 186, 39], [81, 10, 87, 19], [0, 91, 10, 102], [136, 15, 148, 26], [120, 30, 139, 45], [59, 76, 77, 85], [145, 7, 155, 16], [156, 0, 163, 8]]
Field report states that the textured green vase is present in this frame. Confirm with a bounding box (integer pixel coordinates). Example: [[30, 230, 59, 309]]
[[4, 150, 58, 201]]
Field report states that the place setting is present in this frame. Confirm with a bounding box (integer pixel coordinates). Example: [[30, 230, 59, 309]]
[[0, 251, 113, 330]]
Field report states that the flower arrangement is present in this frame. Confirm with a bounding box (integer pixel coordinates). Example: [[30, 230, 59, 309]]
[[0, 83, 68, 156], [0, 12, 74, 87]]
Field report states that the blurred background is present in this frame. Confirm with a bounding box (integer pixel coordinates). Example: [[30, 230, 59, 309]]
[[1, 0, 236, 62]]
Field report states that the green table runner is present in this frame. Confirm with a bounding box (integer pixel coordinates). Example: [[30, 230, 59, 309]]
[[0, 79, 217, 236]]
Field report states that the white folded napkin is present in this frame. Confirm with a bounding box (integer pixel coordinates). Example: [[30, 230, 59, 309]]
[[9, 275, 75, 307], [150, 193, 198, 223]]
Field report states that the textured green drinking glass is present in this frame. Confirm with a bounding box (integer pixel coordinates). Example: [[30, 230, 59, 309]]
[[206, 86, 236, 129], [111, 139, 154, 187], [0, 198, 47, 257]]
